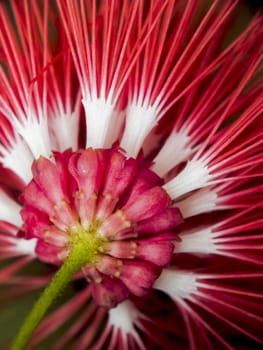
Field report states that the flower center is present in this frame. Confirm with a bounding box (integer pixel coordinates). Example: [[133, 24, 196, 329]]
[[68, 222, 105, 264], [20, 147, 183, 307]]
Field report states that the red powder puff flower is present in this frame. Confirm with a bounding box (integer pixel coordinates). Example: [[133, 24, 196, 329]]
[[0, 1, 262, 349]]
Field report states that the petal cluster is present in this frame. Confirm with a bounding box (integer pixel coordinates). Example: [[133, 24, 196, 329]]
[[20, 147, 182, 307]]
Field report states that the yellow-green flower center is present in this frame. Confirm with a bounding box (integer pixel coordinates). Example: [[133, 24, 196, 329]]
[[68, 221, 106, 265]]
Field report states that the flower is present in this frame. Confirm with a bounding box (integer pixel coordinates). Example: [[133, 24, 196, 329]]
[[0, 0, 263, 349]]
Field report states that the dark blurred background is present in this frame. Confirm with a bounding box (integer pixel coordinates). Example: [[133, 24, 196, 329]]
[[244, 0, 263, 12]]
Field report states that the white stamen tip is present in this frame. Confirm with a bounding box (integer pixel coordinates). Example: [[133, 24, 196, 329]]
[[15, 114, 52, 159], [175, 227, 216, 254], [0, 190, 22, 227], [153, 131, 192, 177], [163, 159, 211, 200], [50, 111, 79, 151], [121, 102, 159, 158], [15, 238, 37, 256], [176, 187, 218, 218], [0, 137, 33, 183], [154, 269, 197, 300], [108, 300, 140, 334], [82, 97, 118, 148]]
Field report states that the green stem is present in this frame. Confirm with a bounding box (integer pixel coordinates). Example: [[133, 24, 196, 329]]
[[11, 242, 89, 350]]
